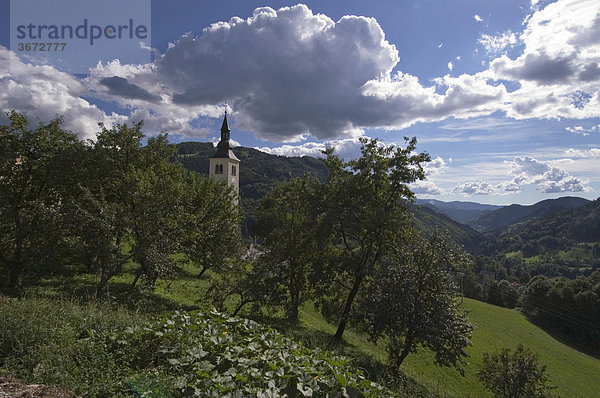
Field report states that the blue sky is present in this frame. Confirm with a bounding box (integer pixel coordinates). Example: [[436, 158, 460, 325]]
[[1, 0, 599, 205]]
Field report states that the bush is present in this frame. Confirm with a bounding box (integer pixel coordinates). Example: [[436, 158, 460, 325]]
[[0, 296, 397, 397], [0, 295, 146, 397], [477, 344, 554, 398]]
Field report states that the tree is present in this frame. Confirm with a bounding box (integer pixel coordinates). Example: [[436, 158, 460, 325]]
[[356, 232, 474, 373], [317, 137, 430, 342], [70, 122, 148, 294], [477, 344, 554, 398], [179, 171, 241, 278], [253, 176, 327, 322], [0, 111, 82, 294]]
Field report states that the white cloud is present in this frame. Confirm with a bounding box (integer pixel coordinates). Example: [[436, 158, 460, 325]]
[[478, 31, 519, 54], [474, 14, 483, 23], [3, 1, 600, 144], [411, 180, 442, 195], [453, 181, 499, 195], [82, 4, 507, 140], [256, 136, 366, 160], [565, 124, 600, 136], [565, 147, 600, 158], [509, 155, 591, 193], [0, 46, 125, 140]]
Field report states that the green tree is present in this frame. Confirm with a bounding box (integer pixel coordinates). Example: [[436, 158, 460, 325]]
[[356, 232, 474, 373], [253, 176, 327, 322], [317, 137, 430, 342], [179, 171, 241, 278], [70, 122, 148, 293], [477, 344, 554, 398], [0, 111, 82, 294]]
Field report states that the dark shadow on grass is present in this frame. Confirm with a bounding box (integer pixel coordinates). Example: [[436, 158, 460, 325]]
[[24, 275, 200, 314], [523, 313, 600, 360]]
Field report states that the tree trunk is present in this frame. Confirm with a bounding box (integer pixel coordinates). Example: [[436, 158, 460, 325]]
[[130, 267, 144, 290], [232, 299, 252, 316], [394, 334, 414, 369], [7, 261, 25, 296], [198, 265, 208, 277], [331, 273, 363, 344]]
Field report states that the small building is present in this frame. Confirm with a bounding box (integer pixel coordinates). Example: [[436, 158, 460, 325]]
[[209, 113, 240, 200]]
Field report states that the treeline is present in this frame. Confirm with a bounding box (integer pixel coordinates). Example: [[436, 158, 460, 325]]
[[457, 256, 600, 353], [522, 272, 600, 352], [479, 199, 600, 259], [0, 111, 240, 295]]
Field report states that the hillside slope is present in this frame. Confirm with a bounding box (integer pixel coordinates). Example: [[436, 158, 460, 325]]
[[480, 198, 600, 259], [412, 205, 485, 252], [300, 298, 600, 397], [416, 199, 503, 226], [472, 196, 590, 232]]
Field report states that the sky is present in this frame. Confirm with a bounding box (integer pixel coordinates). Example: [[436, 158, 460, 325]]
[[1, 0, 599, 205]]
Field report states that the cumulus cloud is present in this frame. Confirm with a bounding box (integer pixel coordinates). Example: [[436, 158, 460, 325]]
[[485, 0, 600, 120], [85, 4, 510, 141], [0, 46, 125, 140], [411, 180, 442, 195], [3, 1, 600, 142], [453, 181, 498, 195], [474, 14, 483, 23], [257, 136, 367, 160], [509, 155, 591, 193], [565, 147, 600, 158]]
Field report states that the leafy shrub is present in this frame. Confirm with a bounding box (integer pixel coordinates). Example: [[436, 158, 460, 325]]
[[126, 311, 396, 397], [0, 296, 396, 397], [0, 295, 146, 397]]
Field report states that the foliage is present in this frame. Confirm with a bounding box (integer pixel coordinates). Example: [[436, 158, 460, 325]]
[[356, 232, 474, 374], [477, 344, 554, 398], [521, 272, 600, 351], [206, 256, 285, 317], [0, 111, 83, 294], [179, 171, 242, 278], [0, 295, 146, 397], [0, 296, 397, 398], [0, 113, 241, 295], [253, 176, 328, 322], [316, 137, 430, 342]]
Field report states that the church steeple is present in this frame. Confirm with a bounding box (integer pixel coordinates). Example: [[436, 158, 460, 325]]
[[209, 112, 240, 198], [220, 112, 230, 141]]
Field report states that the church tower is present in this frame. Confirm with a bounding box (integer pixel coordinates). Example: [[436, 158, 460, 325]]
[[209, 112, 240, 198]]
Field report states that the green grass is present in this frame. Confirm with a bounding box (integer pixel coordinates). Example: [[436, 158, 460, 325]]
[[297, 299, 600, 398], [14, 264, 600, 398]]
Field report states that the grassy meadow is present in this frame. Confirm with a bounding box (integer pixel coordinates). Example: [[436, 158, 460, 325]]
[[4, 262, 600, 397]]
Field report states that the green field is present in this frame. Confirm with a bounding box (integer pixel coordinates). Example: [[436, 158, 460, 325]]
[[12, 266, 600, 397], [298, 298, 600, 398]]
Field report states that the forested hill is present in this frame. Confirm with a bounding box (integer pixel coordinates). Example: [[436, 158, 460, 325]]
[[415, 199, 503, 225], [479, 198, 600, 257], [172, 142, 328, 200], [471, 196, 591, 232]]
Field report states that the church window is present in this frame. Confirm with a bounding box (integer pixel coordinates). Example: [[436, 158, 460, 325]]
[[232, 165, 237, 176]]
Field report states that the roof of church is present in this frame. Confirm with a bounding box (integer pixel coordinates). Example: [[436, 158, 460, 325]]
[[210, 113, 240, 161]]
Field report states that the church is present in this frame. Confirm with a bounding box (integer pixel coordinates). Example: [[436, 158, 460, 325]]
[[209, 113, 240, 198]]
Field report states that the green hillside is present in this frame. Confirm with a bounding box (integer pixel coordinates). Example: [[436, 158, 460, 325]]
[[299, 298, 600, 397]]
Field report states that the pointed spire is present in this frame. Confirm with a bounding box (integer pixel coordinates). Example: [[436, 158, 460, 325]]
[[220, 111, 230, 141]]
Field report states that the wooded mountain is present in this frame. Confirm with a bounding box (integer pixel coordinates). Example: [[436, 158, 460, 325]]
[[479, 198, 600, 257], [471, 196, 590, 232], [415, 198, 503, 226]]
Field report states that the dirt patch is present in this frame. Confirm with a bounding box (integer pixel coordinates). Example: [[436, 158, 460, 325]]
[[0, 377, 79, 398]]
